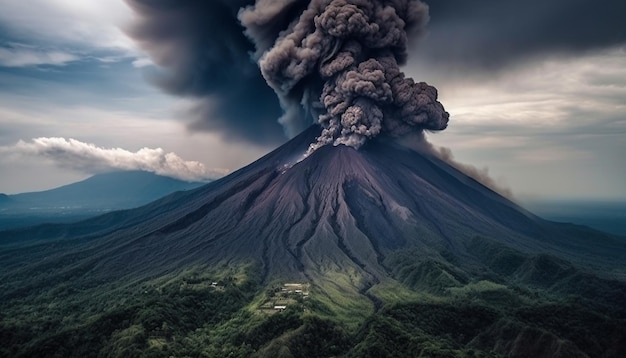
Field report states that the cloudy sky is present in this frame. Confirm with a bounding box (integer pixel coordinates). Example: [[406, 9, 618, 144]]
[[0, 0, 624, 202]]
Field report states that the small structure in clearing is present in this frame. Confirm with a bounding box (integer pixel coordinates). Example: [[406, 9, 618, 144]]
[[257, 282, 310, 314]]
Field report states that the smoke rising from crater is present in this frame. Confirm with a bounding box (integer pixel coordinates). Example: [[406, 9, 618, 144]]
[[127, 0, 448, 152], [243, 0, 449, 153]]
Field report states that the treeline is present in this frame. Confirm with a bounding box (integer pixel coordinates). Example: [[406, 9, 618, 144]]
[[1, 274, 255, 358], [3, 262, 626, 357]]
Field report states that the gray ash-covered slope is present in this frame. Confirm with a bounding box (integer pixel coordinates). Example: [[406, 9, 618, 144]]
[[2, 126, 625, 290]]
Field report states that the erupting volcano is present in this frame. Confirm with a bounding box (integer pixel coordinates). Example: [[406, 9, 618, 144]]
[[2, 1, 626, 357], [3, 124, 626, 357]]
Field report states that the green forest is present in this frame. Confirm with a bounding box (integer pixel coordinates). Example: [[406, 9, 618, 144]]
[[2, 248, 625, 358]]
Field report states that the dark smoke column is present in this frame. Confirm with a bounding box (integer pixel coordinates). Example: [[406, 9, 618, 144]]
[[241, 0, 450, 153]]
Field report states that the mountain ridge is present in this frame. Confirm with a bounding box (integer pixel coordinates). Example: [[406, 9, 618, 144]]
[[2, 127, 624, 282], [4, 170, 205, 208], [0, 171, 206, 231]]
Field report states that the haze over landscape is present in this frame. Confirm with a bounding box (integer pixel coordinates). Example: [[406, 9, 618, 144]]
[[1, 1, 626, 357]]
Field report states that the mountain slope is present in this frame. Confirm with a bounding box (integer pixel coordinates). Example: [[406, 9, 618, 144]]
[[2, 126, 624, 281]]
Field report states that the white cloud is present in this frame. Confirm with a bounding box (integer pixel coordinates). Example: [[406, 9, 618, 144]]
[[132, 57, 153, 68], [0, 137, 229, 182], [0, 45, 79, 67], [0, 0, 140, 59], [0, 93, 273, 172]]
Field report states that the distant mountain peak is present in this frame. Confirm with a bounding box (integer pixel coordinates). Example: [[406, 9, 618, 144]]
[[0, 170, 206, 230]]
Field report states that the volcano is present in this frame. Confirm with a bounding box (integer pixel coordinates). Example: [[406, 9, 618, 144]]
[[2, 126, 626, 357], [3, 126, 623, 281]]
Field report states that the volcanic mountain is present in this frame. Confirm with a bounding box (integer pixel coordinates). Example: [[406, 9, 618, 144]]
[[4, 125, 623, 278], [2, 126, 626, 357]]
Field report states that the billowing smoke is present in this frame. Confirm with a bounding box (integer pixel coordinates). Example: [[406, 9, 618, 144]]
[[127, 0, 448, 152], [242, 0, 449, 153], [0, 137, 227, 182], [125, 0, 294, 145], [396, 133, 514, 199], [434, 147, 514, 199]]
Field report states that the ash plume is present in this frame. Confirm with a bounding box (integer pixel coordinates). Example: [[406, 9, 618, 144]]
[[125, 0, 296, 145], [127, 0, 448, 151], [396, 133, 514, 199], [244, 0, 449, 153], [435, 146, 514, 199]]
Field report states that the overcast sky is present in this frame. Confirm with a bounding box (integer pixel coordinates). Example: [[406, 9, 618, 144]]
[[0, 0, 624, 202]]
